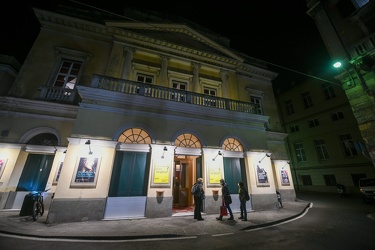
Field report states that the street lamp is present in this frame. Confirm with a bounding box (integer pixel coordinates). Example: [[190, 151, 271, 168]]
[[333, 61, 355, 86]]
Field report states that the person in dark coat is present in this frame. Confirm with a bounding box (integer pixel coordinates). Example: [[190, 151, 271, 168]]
[[216, 178, 234, 220], [193, 177, 205, 221], [238, 181, 248, 221]]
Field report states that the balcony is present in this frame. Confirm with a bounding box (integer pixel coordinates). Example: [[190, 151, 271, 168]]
[[38, 86, 80, 104], [90, 75, 261, 115]]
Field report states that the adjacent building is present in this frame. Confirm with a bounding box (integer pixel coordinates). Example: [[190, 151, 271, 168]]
[[306, 0, 375, 165]]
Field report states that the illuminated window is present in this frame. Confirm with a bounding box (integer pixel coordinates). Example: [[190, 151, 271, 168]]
[[118, 128, 151, 144], [174, 133, 201, 148], [339, 133, 358, 157], [314, 139, 329, 160], [294, 143, 306, 162], [222, 138, 243, 151], [54, 60, 82, 89]]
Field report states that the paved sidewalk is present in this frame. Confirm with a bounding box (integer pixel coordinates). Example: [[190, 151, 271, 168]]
[[0, 200, 311, 240]]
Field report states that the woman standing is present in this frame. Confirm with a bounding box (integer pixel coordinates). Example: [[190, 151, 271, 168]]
[[238, 181, 248, 221], [216, 179, 234, 221]]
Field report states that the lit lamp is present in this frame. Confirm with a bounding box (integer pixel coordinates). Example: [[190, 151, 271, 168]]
[[333, 61, 355, 85]]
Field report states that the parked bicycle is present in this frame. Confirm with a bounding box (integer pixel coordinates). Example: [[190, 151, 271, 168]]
[[20, 189, 50, 221]]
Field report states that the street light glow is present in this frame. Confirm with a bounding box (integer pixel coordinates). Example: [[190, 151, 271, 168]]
[[333, 62, 342, 68]]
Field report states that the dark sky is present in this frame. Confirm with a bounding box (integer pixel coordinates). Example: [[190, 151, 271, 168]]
[[1, 0, 333, 86]]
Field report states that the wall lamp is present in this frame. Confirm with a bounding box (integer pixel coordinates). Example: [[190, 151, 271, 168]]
[[282, 161, 290, 169], [213, 151, 223, 161], [161, 146, 167, 159], [259, 153, 271, 163], [85, 140, 93, 155]]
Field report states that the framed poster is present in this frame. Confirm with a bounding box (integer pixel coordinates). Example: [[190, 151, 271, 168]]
[[281, 169, 290, 186], [151, 165, 170, 188], [70, 157, 101, 188], [0, 158, 7, 179], [53, 162, 64, 185], [256, 164, 270, 187], [207, 166, 222, 187]]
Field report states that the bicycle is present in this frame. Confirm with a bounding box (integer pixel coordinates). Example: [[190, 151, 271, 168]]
[[20, 189, 49, 221]]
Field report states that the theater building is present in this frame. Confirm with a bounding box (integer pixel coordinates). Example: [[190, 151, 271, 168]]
[[0, 4, 294, 223]]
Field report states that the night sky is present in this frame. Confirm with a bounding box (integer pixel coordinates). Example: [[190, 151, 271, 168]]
[[1, 0, 333, 88]]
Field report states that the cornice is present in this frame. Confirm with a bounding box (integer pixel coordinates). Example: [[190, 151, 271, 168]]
[[34, 8, 277, 82]]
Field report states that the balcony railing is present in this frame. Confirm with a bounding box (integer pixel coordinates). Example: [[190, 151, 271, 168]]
[[350, 32, 375, 58], [38, 86, 79, 104], [91, 75, 261, 115]]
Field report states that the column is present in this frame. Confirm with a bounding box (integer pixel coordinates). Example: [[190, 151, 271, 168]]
[[121, 46, 135, 80], [220, 70, 229, 98], [160, 56, 169, 87], [192, 63, 200, 93]]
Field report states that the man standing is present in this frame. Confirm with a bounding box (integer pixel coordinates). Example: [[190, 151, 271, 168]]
[[216, 178, 234, 220], [193, 177, 205, 221]]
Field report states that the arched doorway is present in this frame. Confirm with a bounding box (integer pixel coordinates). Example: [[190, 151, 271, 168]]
[[172, 133, 202, 215]]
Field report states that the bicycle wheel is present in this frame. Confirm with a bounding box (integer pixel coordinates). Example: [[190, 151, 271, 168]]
[[40, 202, 44, 216], [32, 201, 39, 221]]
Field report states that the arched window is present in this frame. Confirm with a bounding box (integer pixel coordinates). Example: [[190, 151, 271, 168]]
[[174, 133, 201, 148], [27, 133, 58, 146], [222, 138, 243, 151], [117, 128, 151, 144]]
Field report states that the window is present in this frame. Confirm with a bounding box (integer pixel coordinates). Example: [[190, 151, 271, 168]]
[[250, 96, 263, 114], [301, 175, 312, 185], [172, 80, 187, 90], [136, 73, 154, 84], [339, 133, 358, 157], [314, 139, 329, 160], [324, 175, 337, 186], [54, 60, 82, 89], [285, 99, 294, 115], [302, 91, 313, 108], [174, 133, 201, 148], [171, 80, 187, 102], [118, 128, 152, 144], [322, 84, 336, 100], [331, 111, 345, 121], [203, 87, 216, 96], [294, 143, 306, 162], [308, 119, 320, 128], [290, 125, 299, 133], [203, 87, 217, 107], [222, 138, 243, 151]]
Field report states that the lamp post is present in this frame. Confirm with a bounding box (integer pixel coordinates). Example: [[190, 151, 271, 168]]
[[333, 61, 355, 86]]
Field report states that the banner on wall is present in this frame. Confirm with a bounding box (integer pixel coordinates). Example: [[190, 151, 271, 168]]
[[281, 169, 290, 186]]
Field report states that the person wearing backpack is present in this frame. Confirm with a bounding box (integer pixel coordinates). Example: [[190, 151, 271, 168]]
[[238, 181, 249, 221], [192, 177, 205, 221]]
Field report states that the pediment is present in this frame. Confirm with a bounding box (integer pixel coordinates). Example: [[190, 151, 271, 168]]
[[106, 22, 244, 62]]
